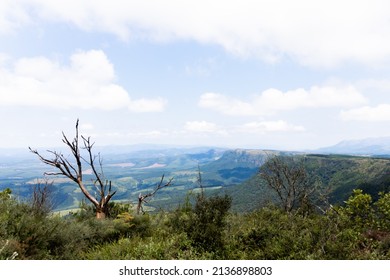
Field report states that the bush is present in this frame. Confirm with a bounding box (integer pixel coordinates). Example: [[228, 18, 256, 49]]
[[2, 187, 390, 260], [0, 189, 140, 259], [342, 189, 374, 230], [83, 233, 196, 260], [185, 193, 232, 254], [375, 192, 390, 230]]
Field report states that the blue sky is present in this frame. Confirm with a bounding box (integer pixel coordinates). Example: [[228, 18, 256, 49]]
[[1, 0, 390, 150]]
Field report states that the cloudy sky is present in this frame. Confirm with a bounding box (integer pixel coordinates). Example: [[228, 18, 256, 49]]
[[1, 0, 390, 150]]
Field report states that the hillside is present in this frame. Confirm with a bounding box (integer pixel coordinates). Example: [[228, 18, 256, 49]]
[[1, 147, 390, 214], [226, 154, 390, 212]]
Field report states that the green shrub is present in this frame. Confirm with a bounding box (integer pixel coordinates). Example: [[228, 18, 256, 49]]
[[83, 232, 196, 260], [2, 186, 390, 260], [375, 192, 390, 230], [186, 193, 232, 254], [342, 189, 374, 230]]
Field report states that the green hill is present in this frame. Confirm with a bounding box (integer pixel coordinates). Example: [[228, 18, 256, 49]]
[[224, 153, 390, 212], [2, 148, 390, 214]]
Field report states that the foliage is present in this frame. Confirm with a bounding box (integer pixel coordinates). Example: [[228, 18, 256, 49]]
[[0, 188, 151, 259], [341, 189, 374, 229], [2, 185, 390, 260], [0, 188, 12, 200], [186, 193, 232, 253], [81, 188, 390, 260], [374, 191, 390, 230]]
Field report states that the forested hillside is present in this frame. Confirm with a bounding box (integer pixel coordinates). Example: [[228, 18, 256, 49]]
[[226, 153, 390, 212], [2, 146, 390, 260]]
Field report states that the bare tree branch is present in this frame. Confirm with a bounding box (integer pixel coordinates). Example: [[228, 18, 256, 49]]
[[137, 174, 174, 214], [29, 119, 115, 219]]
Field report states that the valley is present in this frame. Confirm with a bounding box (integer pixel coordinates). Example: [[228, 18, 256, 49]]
[[1, 144, 390, 214]]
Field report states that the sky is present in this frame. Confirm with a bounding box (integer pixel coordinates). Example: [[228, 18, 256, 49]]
[[1, 0, 390, 151]]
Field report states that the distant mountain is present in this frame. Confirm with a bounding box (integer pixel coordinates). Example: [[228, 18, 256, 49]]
[[94, 144, 227, 159], [203, 149, 276, 170], [315, 137, 390, 156]]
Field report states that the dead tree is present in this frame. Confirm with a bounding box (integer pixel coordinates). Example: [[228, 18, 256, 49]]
[[31, 178, 54, 215], [137, 174, 173, 214], [259, 155, 315, 213], [29, 119, 116, 219]]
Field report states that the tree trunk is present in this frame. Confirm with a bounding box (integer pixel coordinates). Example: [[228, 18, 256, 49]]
[[96, 209, 106, 219]]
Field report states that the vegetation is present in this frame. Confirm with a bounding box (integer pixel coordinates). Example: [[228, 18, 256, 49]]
[[2, 143, 390, 259], [1, 181, 390, 259], [228, 153, 390, 212]]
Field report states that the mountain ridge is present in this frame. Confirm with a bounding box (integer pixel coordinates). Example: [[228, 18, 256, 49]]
[[314, 137, 390, 156]]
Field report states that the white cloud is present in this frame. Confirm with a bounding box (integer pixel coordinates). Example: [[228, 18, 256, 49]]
[[199, 93, 257, 116], [184, 120, 304, 136], [199, 86, 366, 116], [358, 79, 390, 92], [0, 49, 166, 111], [184, 121, 219, 133], [341, 104, 390, 121], [241, 121, 305, 133], [3, 0, 390, 67], [0, 0, 30, 34], [0, 53, 10, 65], [128, 98, 167, 113]]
